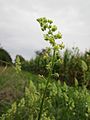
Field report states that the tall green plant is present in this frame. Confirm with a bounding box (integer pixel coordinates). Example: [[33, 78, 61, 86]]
[[37, 17, 64, 120]]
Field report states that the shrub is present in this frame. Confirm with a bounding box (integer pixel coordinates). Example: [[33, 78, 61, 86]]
[[0, 48, 12, 66]]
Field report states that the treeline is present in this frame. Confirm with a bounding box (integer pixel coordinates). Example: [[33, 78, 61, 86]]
[[0, 47, 90, 88]]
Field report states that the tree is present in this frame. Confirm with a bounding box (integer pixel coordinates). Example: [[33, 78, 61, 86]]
[[0, 48, 12, 66]]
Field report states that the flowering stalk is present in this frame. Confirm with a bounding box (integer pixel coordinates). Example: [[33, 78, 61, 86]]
[[37, 17, 64, 120]]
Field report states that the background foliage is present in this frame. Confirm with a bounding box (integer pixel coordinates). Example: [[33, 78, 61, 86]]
[[0, 47, 12, 66]]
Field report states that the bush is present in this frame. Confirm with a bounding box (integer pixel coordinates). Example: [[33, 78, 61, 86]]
[[0, 48, 12, 66]]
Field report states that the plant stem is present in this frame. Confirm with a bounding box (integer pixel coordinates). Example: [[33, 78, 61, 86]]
[[37, 77, 50, 120], [38, 49, 55, 120], [51, 49, 55, 74]]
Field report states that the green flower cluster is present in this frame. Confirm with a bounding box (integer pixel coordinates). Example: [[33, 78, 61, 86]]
[[15, 56, 21, 73], [37, 17, 64, 50]]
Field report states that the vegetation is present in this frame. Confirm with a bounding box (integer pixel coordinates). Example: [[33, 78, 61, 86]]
[[0, 67, 90, 120], [0, 48, 12, 66], [0, 67, 29, 116], [22, 47, 90, 89], [0, 17, 90, 119]]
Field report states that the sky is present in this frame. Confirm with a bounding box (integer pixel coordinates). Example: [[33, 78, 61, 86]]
[[0, 0, 90, 60]]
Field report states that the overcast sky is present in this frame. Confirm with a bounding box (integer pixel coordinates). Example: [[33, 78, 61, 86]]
[[0, 0, 90, 60]]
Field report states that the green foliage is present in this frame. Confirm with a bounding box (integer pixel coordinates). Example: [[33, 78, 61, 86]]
[[15, 56, 21, 74], [80, 59, 88, 72], [28, 47, 90, 87], [0, 67, 30, 116], [15, 55, 29, 72], [57, 47, 89, 86], [29, 48, 51, 75], [15, 55, 25, 64], [0, 79, 89, 120], [0, 48, 12, 66], [0, 80, 39, 120], [66, 49, 88, 86]]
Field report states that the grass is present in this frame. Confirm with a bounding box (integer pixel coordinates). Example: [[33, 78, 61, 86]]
[[0, 66, 41, 116]]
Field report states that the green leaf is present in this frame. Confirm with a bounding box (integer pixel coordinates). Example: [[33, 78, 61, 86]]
[[81, 60, 88, 71], [75, 78, 78, 86]]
